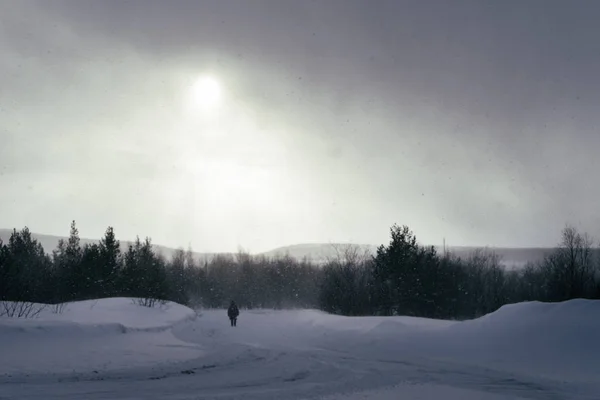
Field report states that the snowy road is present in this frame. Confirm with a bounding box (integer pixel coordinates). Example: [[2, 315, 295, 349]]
[[2, 301, 599, 399]]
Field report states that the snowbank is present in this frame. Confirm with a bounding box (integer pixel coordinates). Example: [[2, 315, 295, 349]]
[[0, 298, 202, 375], [55, 297, 196, 329], [318, 299, 600, 382], [267, 301, 600, 382], [0, 297, 195, 333], [242, 308, 456, 333], [437, 299, 600, 379]]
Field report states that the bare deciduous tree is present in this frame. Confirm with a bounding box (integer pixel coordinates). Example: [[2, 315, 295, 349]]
[[132, 297, 166, 308], [544, 225, 595, 300], [0, 301, 46, 318], [49, 302, 68, 314]]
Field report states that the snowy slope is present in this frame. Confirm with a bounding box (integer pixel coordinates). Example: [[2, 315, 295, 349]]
[[1, 299, 598, 399], [0, 297, 195, 332], [438, 299, 600, 379], [0, 298, 201, 376]]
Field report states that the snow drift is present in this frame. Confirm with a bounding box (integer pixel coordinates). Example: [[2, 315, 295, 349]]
[[440, 299, 600, 380], [0, 298, 202, 375], [0, 297, 195, 334], [1, 298, 598, 399], [337, 298, 600, 381]]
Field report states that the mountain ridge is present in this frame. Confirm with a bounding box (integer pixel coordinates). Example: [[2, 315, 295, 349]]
[[0, 229, 555, 267]]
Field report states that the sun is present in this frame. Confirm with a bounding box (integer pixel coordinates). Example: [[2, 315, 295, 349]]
[[188, 75, 222, 113]]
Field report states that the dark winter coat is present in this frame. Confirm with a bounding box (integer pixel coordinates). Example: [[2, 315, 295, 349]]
[[227, 303, 239, 319]]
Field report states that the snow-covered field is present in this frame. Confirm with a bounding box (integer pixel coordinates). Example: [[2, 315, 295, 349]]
[[1, 298, 598, 399]]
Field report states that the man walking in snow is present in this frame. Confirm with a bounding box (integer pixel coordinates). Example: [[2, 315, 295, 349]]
[[227, 300, 239, 327]]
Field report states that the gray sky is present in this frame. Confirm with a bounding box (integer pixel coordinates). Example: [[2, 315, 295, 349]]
[[1, 0, 600, 252]]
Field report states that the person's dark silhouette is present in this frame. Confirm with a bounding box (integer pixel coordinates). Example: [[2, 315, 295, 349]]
[[227, 300, 239, 327]]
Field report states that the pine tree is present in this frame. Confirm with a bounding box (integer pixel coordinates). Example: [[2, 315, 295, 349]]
[[4, 227, 51, 303], [99, 226, 121, 297], [121, 236, 143, 296], [120, 236, 168, 306], [0, 238, 9, 300], [81, 243, 103, 299], [138, 237, 168, 306], [372, 224, 424, 316], [64, 221, 83, 300]]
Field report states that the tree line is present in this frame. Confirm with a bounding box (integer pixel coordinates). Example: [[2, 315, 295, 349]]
[[1, 221, 599, 319], [0, 221, 320, 311], [320, 224, 600, 318]]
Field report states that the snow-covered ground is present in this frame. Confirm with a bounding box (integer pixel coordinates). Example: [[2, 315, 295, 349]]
[[0, 298, 201, 376], [1, 298, 598, 399]]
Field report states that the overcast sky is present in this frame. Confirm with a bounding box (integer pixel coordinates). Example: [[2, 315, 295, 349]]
[[1, 0, 600, 252]]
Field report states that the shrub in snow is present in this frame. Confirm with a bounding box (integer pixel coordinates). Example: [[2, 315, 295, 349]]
[[0, 301, 46, 318], [132, 297, 167, 308], [49, 302, 68, 314]]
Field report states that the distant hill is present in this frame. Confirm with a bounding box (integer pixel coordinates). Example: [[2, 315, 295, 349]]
[[0, 229, 223, 264], [0, 229, 554, 267], [262, 243, 379, 263], [262, 243, 554, 267]]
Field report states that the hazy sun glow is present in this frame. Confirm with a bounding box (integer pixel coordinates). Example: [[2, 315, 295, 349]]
[[187, 75, 223, 113], [172, 80, 293, 244]]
